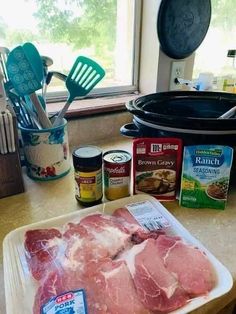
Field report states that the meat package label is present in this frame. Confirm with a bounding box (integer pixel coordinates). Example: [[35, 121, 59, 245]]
[[126, 200, 170, 231], [42, 289, 87, 314]]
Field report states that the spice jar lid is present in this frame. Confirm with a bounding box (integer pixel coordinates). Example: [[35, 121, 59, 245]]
[[72, 145, 102, 168]]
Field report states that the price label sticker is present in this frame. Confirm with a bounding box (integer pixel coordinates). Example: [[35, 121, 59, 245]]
[[126, 201, 170, 231]]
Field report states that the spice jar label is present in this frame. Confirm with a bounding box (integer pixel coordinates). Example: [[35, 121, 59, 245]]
[[75, 169, 102, 202], [179, 145, 234, 209], [72, 145, 103, 206]]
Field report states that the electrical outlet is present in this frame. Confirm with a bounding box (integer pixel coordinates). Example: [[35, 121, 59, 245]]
[[169, 61, 186, 91]]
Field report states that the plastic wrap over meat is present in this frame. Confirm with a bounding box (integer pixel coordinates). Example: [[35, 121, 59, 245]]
[[23, 204, 217, 314]]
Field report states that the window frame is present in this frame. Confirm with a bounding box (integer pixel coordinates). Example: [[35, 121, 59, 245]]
[[46, 0, 142, 104]]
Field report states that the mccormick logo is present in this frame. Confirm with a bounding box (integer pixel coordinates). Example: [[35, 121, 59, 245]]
[[151, 143, 162, 153], [151, 143, 178, 153], [56, 292, 74, 304]]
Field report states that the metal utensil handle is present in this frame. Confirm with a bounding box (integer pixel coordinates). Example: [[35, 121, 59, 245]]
[[218, 105, 236, 119], [23, 97, 42, 129], [50, 71, 67, 82], [52, 100, 71, 127]]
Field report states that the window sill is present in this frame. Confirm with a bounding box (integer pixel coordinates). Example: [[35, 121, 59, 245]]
[[48, 94, 141, 118]]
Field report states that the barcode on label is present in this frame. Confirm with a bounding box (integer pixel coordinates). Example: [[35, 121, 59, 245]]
[[143, 219, 165, 231], [126, 201, 170, 231]]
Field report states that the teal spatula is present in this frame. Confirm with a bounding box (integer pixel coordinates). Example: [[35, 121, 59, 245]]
[[53, 56, 105, 127], [6, 45, 52, 128], [22, 42, 44, 80]]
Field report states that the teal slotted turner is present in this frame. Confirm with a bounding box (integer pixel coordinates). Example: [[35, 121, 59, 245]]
[[53, 56, 105, 127]]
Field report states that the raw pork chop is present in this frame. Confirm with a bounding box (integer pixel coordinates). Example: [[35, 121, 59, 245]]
[[156, 235, 216, 296], [25, 214, 131, 279], [24, 228, 63, 280], [87, 260, 150, 314], [113, 207, 165, 244], [121, 238, 188, 312], [62, 213, 132, 272], [33, 260, 149, 314]]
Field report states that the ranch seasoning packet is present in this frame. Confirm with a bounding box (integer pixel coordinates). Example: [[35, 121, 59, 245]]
[[180, 145, 233, 210]]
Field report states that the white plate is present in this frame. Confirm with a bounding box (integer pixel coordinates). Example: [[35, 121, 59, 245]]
[[3, 194, 233, 314]]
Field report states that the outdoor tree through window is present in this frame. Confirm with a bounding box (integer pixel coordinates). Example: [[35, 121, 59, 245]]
[[0, 0, 138, 97]]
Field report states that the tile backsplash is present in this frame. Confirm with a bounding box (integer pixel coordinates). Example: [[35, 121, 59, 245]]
[[67, 111, 132, 147]]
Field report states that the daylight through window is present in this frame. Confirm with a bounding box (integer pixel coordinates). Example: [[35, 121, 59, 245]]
[[0, 0, 140, 100], [193, 0, 236, 90]]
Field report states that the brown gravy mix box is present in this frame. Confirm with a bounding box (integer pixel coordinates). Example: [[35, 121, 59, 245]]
[[133, 138, 183, 201]]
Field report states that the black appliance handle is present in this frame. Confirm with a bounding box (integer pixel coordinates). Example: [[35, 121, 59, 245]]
[[126, 100, 146, 117], [46, 71, 67, 85], [120, 123, 142, 138]]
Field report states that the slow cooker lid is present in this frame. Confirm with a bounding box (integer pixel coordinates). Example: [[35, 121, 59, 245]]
[[157, 0, 211, 59]]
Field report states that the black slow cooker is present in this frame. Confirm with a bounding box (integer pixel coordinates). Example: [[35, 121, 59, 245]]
[[121, 91, 236, 144], [120, 91, 236, 182]]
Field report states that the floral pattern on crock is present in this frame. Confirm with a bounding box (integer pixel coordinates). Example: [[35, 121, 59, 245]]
[[26, 156, 71, 179], [49, 128, 65, 144], [29, 164, 57, 178], [22, 124, 70, 180], [22, 133, 41, 146], [21, 127, 66, 147], [63, 143, 68, 159]]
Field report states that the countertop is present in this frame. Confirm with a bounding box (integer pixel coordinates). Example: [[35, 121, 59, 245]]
[[1, 137, 236, 314]]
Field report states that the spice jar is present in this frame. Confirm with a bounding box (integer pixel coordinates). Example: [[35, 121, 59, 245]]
[[72, 145, 103, 206]]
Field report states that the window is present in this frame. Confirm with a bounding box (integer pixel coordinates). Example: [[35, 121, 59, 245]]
[[193, 0, 236, 89], [0, 0, 141, 102]]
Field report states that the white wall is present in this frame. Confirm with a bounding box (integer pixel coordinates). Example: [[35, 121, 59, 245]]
[[139, 0, 195, 94], [139, 0, 161, 94], [157, 50, 195, 92]]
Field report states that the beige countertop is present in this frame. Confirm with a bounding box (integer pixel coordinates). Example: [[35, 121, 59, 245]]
[[1, 137, 236, 314]]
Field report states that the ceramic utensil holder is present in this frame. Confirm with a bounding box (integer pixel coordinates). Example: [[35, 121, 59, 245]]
[[0, 107, 24, 198], [20, 119, 70, 180]]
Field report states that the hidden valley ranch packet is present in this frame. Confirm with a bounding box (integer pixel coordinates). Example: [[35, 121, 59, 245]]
[[180, 145, 233, 210]]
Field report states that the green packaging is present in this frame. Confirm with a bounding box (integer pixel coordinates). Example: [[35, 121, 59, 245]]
[[180, 145, 233, 209]]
